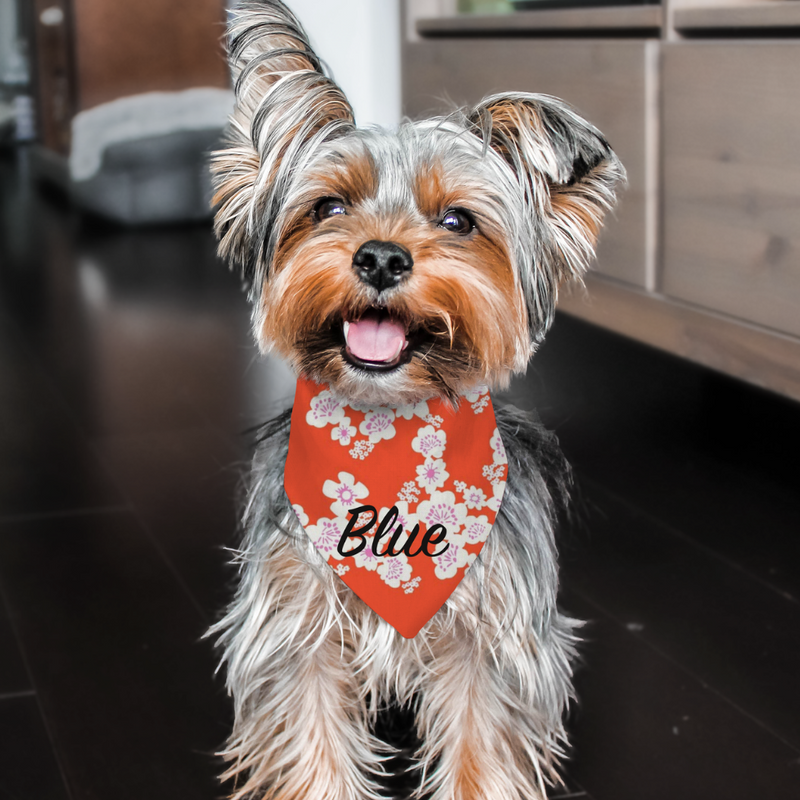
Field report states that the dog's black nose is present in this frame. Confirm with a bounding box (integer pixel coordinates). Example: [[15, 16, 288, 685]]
[[352, 240, 413, 292]]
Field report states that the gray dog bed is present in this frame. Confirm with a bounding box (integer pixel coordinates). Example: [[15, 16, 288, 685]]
[[33, 88, 234, 225]]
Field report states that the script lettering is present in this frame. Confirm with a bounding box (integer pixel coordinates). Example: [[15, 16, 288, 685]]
[[337, 505, 451, 559]]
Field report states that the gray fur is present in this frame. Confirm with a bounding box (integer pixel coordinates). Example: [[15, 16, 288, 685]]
[[209, 3, 624, 798], [211, 404, 580, 799], [213, 2, 625, 346]]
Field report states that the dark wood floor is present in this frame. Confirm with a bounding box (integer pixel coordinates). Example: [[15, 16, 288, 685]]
[[1, 146, 798, 800]]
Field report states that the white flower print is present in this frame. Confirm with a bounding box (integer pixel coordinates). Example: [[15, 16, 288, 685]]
[[347, 400, 379, 414], [349, 439, 375, 460], [351, 507, 377, 530], [292, 504, 309, 527], [335, 564, 350, 576], [462, 514, 491, 544], [394, 404, 414, 420], [424, 414, 444, 429], [490, 428, 507, 465], [398, 481, 421, 504], [471, 394, 490, 414], [391, 501, 418, 534], [433, 534, 470, 579], [415, 458, 450, 493], [395, 400, 430, 420], [322, 471, 369, 517], [331, 416, 357, 446], [359, 409, 396, 443], [462, 485, 487, 510], [306, 517, 347, 560], [486, 480, 506, 513], [306, 390, 344, 428], [464, 385, 489, 404], [374, 502, 418, 554], [417, 491, 467, 535], [354, 539, 382, 572], [337, 508, 379, 562], [482, 462, 506, 486], [377, 554, 412, 588], [402, 576, 421, 594], [411, 425, 447, 459]]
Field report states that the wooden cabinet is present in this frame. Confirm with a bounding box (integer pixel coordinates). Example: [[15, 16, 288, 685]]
[[662, 42, 800, 339], [402, 1, 800, 402]]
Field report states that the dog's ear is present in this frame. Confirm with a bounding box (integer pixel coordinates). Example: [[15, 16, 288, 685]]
[[212, 1, 356, 291], [468, 93, 624, 334]]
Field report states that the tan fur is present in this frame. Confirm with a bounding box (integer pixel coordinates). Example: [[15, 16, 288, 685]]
[[214, 520, 574, 800], [210, 4, 624, 800], [258, 205, 529, 396]]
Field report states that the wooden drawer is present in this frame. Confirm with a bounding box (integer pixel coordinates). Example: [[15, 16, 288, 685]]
[[403, 38, 651, 287], [662, 43, 800, 338]]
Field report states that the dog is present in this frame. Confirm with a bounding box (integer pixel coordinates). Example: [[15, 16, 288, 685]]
[[209, 2, 624, 798]]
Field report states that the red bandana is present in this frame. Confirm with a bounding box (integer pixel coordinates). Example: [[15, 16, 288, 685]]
[[284, 377, 508, 638]]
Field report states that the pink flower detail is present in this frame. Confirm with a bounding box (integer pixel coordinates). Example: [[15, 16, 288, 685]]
[[423, 502, 458, 529], [464, 384, 489, 403], [411, 425, 447, 459], [306, 517, 346, 560], [377, 554, 412, 588], [415, 458, 449, 493], [359, 409, 396, 443], [417, 491, 467, 534], [463, 515, 491, 544], [374, 502, 418, 553], [491, 428, 507, 465], [323, 472, 369, 517], [433, 535, 469, 579], [462, 485, 487, 510], [331, 416, 356, 446], [306, 390, 344, 428], [354, 539, 382, 571]]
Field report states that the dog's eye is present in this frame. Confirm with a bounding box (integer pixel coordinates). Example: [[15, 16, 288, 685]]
[[313, 198, 347, 221], [439, 208, 474, 234]]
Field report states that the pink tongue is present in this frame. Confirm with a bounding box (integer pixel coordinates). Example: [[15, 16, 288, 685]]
[[347, 314, 407, 362]]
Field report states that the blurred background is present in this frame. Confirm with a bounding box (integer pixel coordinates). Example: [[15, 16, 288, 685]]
[[1, 1, 798, 798]]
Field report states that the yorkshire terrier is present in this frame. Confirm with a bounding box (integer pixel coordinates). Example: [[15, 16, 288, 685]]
[[209, 2, 624, 799]]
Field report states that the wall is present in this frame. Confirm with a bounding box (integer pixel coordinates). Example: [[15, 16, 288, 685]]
[[283, 0, 401, 129], [0, 0, 18, 77]]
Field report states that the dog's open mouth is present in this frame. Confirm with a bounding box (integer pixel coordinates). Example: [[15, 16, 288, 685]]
[[343, 309, 411, 372]]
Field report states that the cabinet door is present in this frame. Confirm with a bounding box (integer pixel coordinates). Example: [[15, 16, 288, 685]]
[[71, 0, 228, 111], [404, 39, 651, 287], [663, 43, 800, 338]]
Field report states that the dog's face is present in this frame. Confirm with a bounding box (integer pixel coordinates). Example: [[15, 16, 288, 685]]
[[213, 1, 624, 406]]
